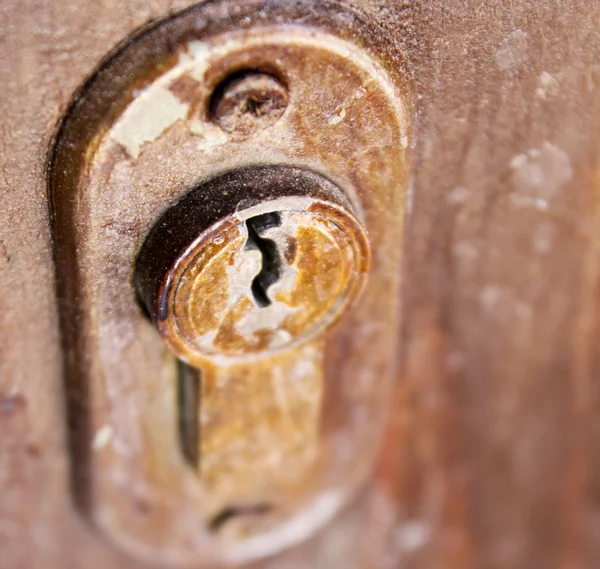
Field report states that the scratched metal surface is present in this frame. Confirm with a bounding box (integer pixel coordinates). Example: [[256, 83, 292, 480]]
[[1, 1, 600, 568]]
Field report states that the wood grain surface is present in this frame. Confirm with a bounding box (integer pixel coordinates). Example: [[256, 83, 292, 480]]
[[1, 1, 600, 568]]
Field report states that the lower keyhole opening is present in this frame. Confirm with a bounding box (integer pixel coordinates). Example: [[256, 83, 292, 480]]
[[209, 503, 274, 533], [178, 363, 276, 539]]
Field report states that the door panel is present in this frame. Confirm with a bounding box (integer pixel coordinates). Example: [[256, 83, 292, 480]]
[[1, 1, 599, 568]]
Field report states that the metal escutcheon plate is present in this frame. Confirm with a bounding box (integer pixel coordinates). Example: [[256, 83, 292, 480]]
[[48, 0, 411, 565]]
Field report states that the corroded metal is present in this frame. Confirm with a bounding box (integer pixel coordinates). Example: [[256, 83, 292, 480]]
[[210, 72, 289, 138], [48, 0, 411, 565], [159, 203, 366, 361], [136, 166, 370, 538]]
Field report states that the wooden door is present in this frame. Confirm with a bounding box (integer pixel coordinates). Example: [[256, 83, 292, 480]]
[[1, 1, 599, 568]]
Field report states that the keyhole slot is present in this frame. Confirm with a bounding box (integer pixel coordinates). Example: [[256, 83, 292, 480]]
[[208, 503, 274, 533], [178, 361, 200, 467], [245, 212, 283, 308]]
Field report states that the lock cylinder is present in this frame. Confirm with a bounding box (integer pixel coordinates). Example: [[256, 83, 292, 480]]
[[135, 166, 370, 366], [135, 166, 370, 539]]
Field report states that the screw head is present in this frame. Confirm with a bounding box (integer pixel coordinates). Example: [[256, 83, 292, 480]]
[[211, 72, 288, 138], [136, 167, 370, 366]]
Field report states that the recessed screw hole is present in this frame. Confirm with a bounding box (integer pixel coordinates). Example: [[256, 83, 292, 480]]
[[210, 71, 288, 137]]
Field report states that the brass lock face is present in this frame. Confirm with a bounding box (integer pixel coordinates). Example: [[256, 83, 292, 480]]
[[48, 0, 412, 566]]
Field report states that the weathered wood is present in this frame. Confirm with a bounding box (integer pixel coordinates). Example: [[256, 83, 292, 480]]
[[1, 1, 599, 568]]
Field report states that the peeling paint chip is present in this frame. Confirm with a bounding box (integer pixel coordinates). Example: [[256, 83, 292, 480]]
[[93, 425, 114, 449], [495, 29, 528, 71], [111, 85, 190, 159], [328, 107, 346, 126], [510, 141, 572, 200]]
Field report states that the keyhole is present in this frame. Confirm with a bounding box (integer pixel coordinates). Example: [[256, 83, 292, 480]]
[[245, 212, 283, 307], [208, 503, 274, 533]]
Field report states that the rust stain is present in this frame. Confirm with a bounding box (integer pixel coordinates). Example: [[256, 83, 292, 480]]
[[169, 74, 202, 106]]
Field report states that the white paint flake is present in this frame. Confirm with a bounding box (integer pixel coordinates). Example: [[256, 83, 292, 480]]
[[447, 186, 470, 204], [328, 106, 347, 126], [395, 521, 431, 552], [111, 85, 189, 159], [536, 71, 559, 99], [495, 30, 528, 71], [93, 425, 114, 450], [510, 141, 572, 202]]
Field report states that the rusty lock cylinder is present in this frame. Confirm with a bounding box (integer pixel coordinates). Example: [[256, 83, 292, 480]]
[[134, 75, 372, 537], [136, 166, 370, 366]]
